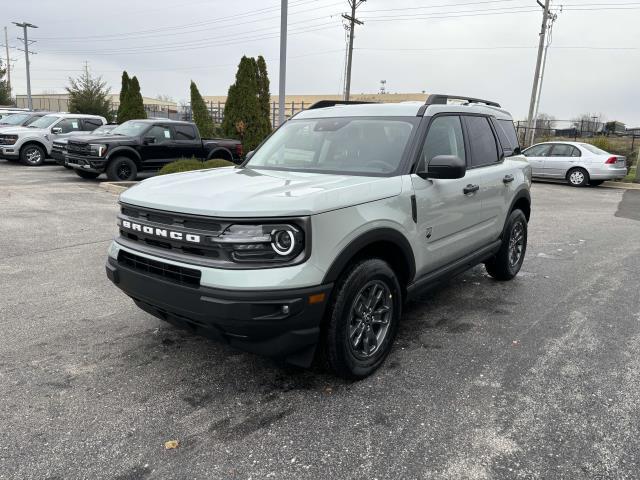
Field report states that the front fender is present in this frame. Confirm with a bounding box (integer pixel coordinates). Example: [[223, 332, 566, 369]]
[[106, 146, 142, 162]]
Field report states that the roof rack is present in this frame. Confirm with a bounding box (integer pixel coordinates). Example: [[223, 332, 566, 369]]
[[307, 100, 377, 110], [424, 94, 501, 108]]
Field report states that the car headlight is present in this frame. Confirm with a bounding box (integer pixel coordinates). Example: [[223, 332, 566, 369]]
[[90, 144, 108, 157], [216, 223, 305, 263]]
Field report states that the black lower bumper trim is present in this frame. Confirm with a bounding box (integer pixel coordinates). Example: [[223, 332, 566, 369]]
[[106, 257, 332, 366]]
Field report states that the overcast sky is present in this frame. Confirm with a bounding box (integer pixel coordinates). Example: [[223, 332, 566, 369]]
[[4, 0, 640, 124]]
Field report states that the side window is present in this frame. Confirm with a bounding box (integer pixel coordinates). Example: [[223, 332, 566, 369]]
[[465, 116, 500, 167], [495, 119, 520, 156], [174, 125, 197, 141], [57, 118, 81, 133], [419, 116, 465, 167], [550, 144, 575, 157], [523, 144, 552, 157], [146, 125, 173, 143], [82, 118, 103, 131]]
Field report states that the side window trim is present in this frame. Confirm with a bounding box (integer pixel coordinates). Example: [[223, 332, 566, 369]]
[[462, 114, 502, 169]]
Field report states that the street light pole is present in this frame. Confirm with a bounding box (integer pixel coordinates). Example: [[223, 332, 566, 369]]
[[278, 0, 287, 127], [13, 21, 38, 111]]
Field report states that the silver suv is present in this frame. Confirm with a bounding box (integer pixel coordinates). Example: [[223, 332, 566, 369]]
[[106, 95, 532, 378]]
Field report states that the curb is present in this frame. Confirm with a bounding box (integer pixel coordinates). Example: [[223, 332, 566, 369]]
[[99, 181, 138, 195], [602, 181, 640, 190]]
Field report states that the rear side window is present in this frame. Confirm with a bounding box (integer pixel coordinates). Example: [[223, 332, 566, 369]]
[[494, 119, 520, 156], [420, 115, 466, 166], [174, 125, 197, 141], [82, 118, 103, 131], [524, 144, 552, 157], [465, 116, 499, 167], [550, 144, 578, 157]]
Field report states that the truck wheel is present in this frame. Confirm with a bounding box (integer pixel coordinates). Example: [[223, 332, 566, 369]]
[[567, 168, 589, 187], [106, 157, 137, 181], [323, 258, 401, 379], [20, 144, 46, 166], [485, 209, 528, 281], [75, 169, 100, 180]]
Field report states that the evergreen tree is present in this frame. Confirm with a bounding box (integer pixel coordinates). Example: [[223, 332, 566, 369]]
[[190, 80, 214, 138], [0, 58, 11, 105], [222, 56, 271, 151], [116, 71, 130, 122], [66, 68, 112, 120], [256, 56, 272, 131], [124, 76, 146, 120]]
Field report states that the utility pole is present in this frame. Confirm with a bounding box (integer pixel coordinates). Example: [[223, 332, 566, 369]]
[[278, 0, 287, 127], [13, 21, 37, 111], [525, 0, 550, 147], [342, 0, 365, 101], [530, 11, 558, 145], [4, 27, 11, 97]]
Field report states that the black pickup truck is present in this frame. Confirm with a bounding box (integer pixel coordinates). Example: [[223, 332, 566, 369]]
[[66, 119, 243, 181]]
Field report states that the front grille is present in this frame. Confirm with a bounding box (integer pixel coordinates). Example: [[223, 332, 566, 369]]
[[67, 142, 90, 155], [0, 136, 16, 146], [121, 205, 224, 234], [118, 250, 201, 287], [52, 143, 66, 153]]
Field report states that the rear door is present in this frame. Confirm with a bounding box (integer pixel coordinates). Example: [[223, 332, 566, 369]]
[[139, 124, 175, 168], [523, 144, 552, 176], [545, 143, 580, 178], [171, 124, 202, 159]]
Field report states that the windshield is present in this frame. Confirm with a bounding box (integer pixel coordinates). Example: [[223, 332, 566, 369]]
[[110, 121, 149, 136], [92, 126, 115, 135], [29, 116, 60, 129], [0, 113, 31, 125], [245, 117, 417, 176], [580, 143, 609, 155]]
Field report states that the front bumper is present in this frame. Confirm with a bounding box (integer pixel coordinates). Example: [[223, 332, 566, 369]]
[[67, 154, 107, 173], [106, 255, 333, 366], [0, 147, 19, 159], [51, 150, 66, 165]]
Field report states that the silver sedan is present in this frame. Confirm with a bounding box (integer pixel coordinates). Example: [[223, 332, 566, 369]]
[[523, 141, 627, 186]]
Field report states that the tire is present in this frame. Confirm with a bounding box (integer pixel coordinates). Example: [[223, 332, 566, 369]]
[[74, 169, 100, 180], [566, 167, 589, 187], [590, 180, 604, 186], [20, 144, 46, 166], [323, 258, 402, 379], [106, 156, 138, 181], [485, 209, 528, 281]]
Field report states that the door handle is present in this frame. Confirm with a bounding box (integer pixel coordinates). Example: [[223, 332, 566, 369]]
[[503, 174, 514, 184], [463, 184, 480, 195]]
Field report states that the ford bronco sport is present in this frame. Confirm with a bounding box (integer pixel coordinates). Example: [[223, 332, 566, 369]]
[[106, 94, 532, 379]]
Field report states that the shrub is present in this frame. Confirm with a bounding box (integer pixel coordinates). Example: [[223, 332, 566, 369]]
[[588, 136, 613, 152], [159, 158, 235, 175]]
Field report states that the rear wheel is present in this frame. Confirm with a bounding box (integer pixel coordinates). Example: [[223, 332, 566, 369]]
[[74, 169, 100, 180], [567, 168, 589, 187], [323, 259, 401, 379], [20, 144, 46, 166], [106, 156, 138, 181], [590, 180, 604, 186], [485, 209, 528, 281]]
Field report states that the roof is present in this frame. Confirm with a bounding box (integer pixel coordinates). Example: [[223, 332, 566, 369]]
[[295, 101, 513, 120], [42, 113, 106, 119], [120, 118, 193, 125]]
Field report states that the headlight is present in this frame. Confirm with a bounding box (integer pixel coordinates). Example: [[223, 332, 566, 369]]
[[0, 135, 18, 145], [90, 144, 108, 157], [216, 223, 305, 263]]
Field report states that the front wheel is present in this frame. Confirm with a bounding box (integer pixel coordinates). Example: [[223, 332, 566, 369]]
[[323, 259, 402, 379], [485, 209, 528, 281], [567, 168, 589, 187], [20, 144, 46, 166], [106, 157, 138, 181]]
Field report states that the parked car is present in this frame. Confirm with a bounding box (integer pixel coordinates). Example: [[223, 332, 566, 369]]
[[523, 141, 627, 186], [0, 111, 53, 130], [66, 119, 243, 181], [0, 108, 30, 120], [105, 95, 532, 378], [52, 124, 118, 168], [0, 113, 107, 166]]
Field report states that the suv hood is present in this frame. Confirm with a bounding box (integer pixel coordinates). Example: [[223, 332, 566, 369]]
[[66, 133, 116, 142], [0, 126, 41, 135], [120, 167, 403, 217]]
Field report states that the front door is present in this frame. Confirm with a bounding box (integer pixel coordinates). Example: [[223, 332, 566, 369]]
[[140, 125, 175, 168], [523, 143, 552, 177], [545, 143, 579, 178]]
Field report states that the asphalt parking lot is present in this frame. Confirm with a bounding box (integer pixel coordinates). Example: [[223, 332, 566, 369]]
[[1, 162, 639, 480]]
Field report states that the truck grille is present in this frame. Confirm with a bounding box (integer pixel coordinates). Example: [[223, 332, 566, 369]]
[[67, 141, 90, 155], [52, 142, 66, 153], [118, 250, 201, 287]]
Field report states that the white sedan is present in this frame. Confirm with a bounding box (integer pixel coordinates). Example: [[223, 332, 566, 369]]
[[523, 141, 627, 187]]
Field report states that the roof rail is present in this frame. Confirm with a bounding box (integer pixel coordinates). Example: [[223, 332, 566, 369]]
[[424, 94, 501, 108], [307, 100, 377, 110]]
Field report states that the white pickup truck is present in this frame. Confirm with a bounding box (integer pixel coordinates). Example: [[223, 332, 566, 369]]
[[0, 113, 106, 166]]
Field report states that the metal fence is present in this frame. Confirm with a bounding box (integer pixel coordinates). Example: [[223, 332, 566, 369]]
[[180, 101, 311, 128]]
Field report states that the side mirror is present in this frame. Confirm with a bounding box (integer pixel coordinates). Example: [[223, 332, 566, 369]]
[[417, 155, 466, 180], [143, 136, 156, 145], [51, 127, 62, 134], [245, 150, 255, 161]]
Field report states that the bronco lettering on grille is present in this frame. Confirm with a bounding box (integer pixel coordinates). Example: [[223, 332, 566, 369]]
[[121, 220, 201, 243]]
